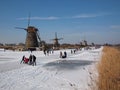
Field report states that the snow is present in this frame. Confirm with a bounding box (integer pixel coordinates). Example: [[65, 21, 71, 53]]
[[0, 47, 103, 90]]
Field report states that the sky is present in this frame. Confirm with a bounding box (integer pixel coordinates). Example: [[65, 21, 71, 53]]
[[0, 0, 120, 44]]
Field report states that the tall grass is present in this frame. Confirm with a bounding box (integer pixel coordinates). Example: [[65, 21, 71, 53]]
[[97, 46, 120, 90]]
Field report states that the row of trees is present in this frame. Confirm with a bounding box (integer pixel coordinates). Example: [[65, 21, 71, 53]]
[[0, 43, 25, 46]]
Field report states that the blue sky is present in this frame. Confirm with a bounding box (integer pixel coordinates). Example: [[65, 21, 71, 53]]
[[0, 0, 120, 44]]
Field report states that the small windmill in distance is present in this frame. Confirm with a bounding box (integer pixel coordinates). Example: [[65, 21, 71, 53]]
[[15, 14, 42, 50], [80, 33, 88, 47], [51, 32, 63, 50]]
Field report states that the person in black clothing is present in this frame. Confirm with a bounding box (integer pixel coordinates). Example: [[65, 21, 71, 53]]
[[29, 54, 32, 65], [32, 55, 36, 66], [60, 51, 62, 58], [43, 50, 46, 56], [62, 51, 67, 58], [64, 51, 67, 58], [20, 55, 25, 64]]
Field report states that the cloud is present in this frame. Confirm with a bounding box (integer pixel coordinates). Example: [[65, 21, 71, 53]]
[[17, 16, 59, 20], [72, 12, 110, 19], [110, 25, 120, 29], [17, 12, 110, 20], [72, 14, 98, 18]]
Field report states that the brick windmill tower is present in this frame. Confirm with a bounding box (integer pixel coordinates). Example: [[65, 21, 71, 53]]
[[16, 14, 41, 50]]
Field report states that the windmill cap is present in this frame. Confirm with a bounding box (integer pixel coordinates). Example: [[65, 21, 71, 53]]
[[27, 26, 38, 31]]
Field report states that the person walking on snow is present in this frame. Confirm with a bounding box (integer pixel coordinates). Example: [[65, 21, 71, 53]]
[[29, 54, 32, 65], [32, 55, 36, 66], [60, 51, 62, 58], [20, 55, 25, 64]]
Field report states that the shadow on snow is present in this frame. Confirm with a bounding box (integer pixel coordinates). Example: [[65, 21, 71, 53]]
[[43, 60, 96, 71]]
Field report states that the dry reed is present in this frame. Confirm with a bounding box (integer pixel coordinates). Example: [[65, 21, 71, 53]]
[[97, 46, 120, 90]]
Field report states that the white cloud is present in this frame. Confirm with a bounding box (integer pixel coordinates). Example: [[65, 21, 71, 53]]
[[72, 12, 110, 19], [72, 14, 98, 18], [17, 16, 59, 20], [17, 12, 110, 20]]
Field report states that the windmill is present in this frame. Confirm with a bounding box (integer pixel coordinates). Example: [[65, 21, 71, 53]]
[[16, 14, 41, 50], [51, 32, 63, 49]]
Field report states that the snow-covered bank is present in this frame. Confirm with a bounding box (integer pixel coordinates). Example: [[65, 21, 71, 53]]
[[0, 47, 103, 90]]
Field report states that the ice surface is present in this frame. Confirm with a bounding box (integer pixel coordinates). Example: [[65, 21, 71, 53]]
[[0, 47, 103, 90]]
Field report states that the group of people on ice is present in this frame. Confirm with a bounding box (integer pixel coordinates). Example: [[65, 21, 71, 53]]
[[20, 54, 36, 66], [43, 49, 54, 56], [60, 51, 67, 58]]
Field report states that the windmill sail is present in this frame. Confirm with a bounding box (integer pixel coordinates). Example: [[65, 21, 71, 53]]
[[15, 27, 27, 30], [28, 13, 31, 27], [36, 31, 41, 43]]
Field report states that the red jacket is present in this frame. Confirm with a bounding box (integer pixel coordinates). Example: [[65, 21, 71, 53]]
[[24, 57, 29, 63]]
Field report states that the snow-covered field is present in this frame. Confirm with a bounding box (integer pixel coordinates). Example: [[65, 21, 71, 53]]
[[0, 47, 103, 90]]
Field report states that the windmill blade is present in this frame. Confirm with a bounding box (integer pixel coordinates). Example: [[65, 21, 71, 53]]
[[36, 31, 41, 42], [58, 38, 63, 40], [50, 32, 63, 41], [50, 39, 56, 41], [28, 14, 30, 27], [55, 32, 57, 38], [15, 27, 27, 30]]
